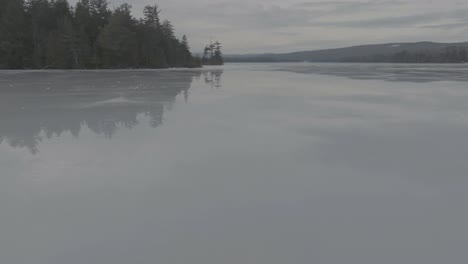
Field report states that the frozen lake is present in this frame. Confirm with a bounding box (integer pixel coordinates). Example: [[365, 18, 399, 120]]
[[1, 63, 468, 264]]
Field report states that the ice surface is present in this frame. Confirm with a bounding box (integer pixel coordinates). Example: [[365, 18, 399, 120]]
[[1, 64, 468, 264]]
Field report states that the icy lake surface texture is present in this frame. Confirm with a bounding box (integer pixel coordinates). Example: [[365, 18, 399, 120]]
[[1, 63, 468, 264]]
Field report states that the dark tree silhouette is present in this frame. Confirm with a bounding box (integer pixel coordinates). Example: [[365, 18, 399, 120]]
[[202, 40, 224, 65], [0, 0, 201, 69]]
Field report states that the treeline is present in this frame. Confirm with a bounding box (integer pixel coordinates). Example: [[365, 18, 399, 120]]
[[0, 0, 201, 69], [342, 47, 468, 63]]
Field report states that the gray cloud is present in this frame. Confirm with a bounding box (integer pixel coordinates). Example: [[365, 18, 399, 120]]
[[421, 22, 468, 29], [315, 8, 468, 28], [316, 12, 447, 28], [69, 0, 468, 53]]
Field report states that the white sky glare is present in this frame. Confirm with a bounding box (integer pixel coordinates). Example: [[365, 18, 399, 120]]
[[73, 0, 468, 53]]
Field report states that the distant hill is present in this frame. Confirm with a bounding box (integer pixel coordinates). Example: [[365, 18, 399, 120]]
[[225, 42, 468, 63]]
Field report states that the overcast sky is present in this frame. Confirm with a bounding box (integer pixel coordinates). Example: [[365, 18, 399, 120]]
[[74, 0, 468, 53]]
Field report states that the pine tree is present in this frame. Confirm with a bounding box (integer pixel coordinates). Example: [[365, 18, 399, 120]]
[[213, 41, 224, 65], [98, 4, 137, 68], [74, 0, 93, 67], [28, 0, 54, 68], [143, 4, 160, 28], [46, 0, 76, 68], [0, 0, 28, 68], [139, 4, 164, 68]]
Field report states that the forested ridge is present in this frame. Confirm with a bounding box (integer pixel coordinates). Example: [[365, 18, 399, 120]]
[[225, 42, 468, 63], [0, 0, 201, 69], [341, 47, 468, 63]]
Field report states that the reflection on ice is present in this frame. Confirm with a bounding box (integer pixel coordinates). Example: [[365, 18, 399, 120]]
[[0, 69, 223, 154]]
